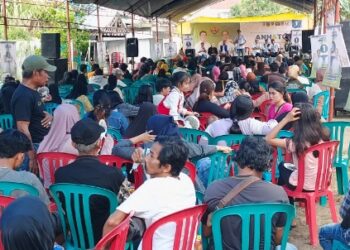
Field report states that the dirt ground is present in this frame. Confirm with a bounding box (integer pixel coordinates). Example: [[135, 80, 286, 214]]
[[289, 114, 350, 250]]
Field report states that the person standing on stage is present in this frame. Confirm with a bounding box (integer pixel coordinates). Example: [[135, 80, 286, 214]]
[[263, 39, 271, 56], [195, 31, 211, 58], [234, 29, 246, 58], [218, 31, 235, 57]]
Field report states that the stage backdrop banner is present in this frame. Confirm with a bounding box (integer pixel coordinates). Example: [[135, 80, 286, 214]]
[[0, 41, 16, 77], [310, 35, 330, 78], [183, 35, 193, 50], [322, 25, 343, 89], [291, 29, 303, 49]]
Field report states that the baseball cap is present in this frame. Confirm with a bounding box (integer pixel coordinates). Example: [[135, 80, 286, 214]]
[[71, 118, 105, 145], [22, 55, 57, 72], [231, 95, 254, 121]]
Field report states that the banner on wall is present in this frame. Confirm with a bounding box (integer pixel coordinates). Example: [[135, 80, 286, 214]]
[[322, 25, 343, 89], [0, 42, 17, 77], [183, 35, 193, 50], [291, 30, 302, 49], [164, 42, 177, 58], [310, 35, 330, 78]]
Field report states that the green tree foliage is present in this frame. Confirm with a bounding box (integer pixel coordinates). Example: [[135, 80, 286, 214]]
[[340, 0, 350, 21], [0, 0, 89, 56], [231, 0, 291, 17]]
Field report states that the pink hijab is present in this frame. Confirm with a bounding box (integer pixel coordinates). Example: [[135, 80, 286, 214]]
[[37, 104, 80, 153], [212, 66, 220, 82]]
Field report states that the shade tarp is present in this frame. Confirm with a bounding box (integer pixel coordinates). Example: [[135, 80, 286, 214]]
[[186, 12, 309, 24], [71, 0, 222, 21]]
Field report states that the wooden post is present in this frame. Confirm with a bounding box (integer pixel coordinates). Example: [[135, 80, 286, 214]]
[[2, 0, 8, 40], [66, 0, 72, 70], [168, 17, 172, 42], [313, 0, 318, 29], [96, 4, 102, 42], [131, 11, 135, 71], [156, 17, 159, 43]]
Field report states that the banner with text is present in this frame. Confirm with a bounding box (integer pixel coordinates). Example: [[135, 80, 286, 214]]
[[291, 30, 302, 49], [310, 35, 330, 78]]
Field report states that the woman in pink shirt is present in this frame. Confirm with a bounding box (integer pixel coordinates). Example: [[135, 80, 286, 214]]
[[267, 81, 292, 120], [266, 103, 330, 195]]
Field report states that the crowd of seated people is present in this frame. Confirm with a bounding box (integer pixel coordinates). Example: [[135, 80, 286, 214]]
[[0, 52, 347, 250]]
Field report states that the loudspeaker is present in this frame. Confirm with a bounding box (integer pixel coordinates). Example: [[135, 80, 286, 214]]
[[126, 38, 138, 57], [41, 33, 61, 59], [46, 58, 67, 85], [185, 49, 195, 57], [208, 47, 218, 55], [302, 30, 313, 53]]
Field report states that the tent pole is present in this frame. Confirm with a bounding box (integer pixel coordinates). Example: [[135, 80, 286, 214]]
[[131, 11, 135, 71], [66, 0, 72, 70], [313, 0, 317, 29], [96, 3, 102, 42], [2, 0, 8, 40]]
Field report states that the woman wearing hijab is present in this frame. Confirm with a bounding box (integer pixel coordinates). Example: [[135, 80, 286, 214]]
[[0, 196, 62, 250], [124, 102, 157, 138]]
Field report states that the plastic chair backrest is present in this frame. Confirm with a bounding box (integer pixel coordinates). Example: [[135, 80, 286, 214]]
[[179, 128, 212, 144], [207, 151, 234, 186], [323, 122, 350, 166], [107, 128, 123, 142], [49, 183, 118, 250], [142, 205, 208, 250], [0, 114, 14, 130], [62, 99, 85, 118], [184, 161, 196, 183], [294, 141, 339, 194], [271, 131, 294, 182], [287, 88, 307, 93], [0, 181, 39, 196], [58, 85, 73, 98], [198, 112, 213, 131], [211, 134, 246, 147], [44, 103, 59, 116], [95, 212, 133, 250], [212, 203, 295, 250], [332, 239, 350, 250], [122, 85, 140, 104], [250, 112, 267, 122], [313, 90, 330, 120], [259, 82, 267, 91], [89, 83, 101, 91], [36, 152, 77, 188], [98, 155, 132, 169], [259, 100, 272, 116]]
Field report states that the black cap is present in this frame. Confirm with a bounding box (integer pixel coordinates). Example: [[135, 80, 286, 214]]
[[231, 95, 254, 121], [71, 118, 105, 145]]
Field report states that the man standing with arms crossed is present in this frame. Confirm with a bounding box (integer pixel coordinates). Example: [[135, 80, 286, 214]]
[[11, 55, 56, 172]]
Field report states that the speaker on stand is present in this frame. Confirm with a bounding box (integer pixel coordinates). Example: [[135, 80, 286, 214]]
[[41, 33, 61, 59], [126, 38, 139, 58]]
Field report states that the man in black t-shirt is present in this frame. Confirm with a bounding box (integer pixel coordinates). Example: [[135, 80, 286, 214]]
[[55, 118, 125, 244], [203, 137, 289, 250], [11, 55, 56, 172]]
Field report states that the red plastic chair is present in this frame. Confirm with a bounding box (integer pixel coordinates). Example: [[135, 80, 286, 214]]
[[259, 99, 272, 116], [95, 212, 134, 250], [198, 112, 213, 131], [184, 161, 196, 183], [36, 152, 77, 188], [141, 205, 207, 250], [0, 195, 15, 250], [283, 141, 339, 246], [250, 112, 267, 122], [98, 155, 133, 169]]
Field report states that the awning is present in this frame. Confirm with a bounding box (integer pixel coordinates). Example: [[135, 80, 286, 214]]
[[72, 0, 222, 21], [187, 12, 309, 23]]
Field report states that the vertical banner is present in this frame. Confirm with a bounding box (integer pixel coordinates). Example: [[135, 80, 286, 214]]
[[0, 42, 17, 77], [291, 30, 302, 50], [310, 35, 330, 78], [154, 42, 163, 59], [183, 35, 193, 50], [96, 42, 107, 68], [322, 26, 343, 89], [329, 25, 350, 67], [164, 42, 177, 58]]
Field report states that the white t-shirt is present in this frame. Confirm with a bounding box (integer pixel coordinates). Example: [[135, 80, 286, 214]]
[[195, 41, 211, 56], [238, 118, 278, 135], [271, 43, 280, 53], [117, 173, 196, 250], [153, 94, 164, 106]]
